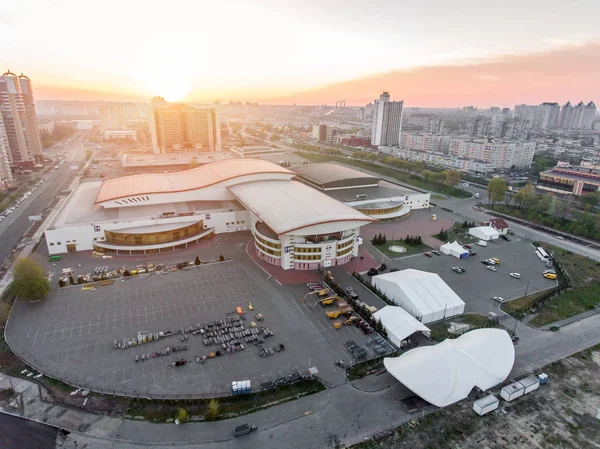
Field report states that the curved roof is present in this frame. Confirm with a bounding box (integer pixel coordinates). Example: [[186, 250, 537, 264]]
[[383, 329, 515, 407], [95, 159, 293, 204], [292, 163, 380, 190], [373, 306, 430, 347], [229, 180, 376, 235]]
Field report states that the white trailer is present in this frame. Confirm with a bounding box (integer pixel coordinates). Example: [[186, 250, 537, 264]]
[[473, 394, 499, 416], [519, 376, 540, 394], [501, 382, 525, 402]]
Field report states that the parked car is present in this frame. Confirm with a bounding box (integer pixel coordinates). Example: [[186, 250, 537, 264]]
[[367, 268, 379, 276], [432, 250, 442, 255], [452, 266, 465, 274], [555, 235, 564, 240], [490, 258, 500, 264], [463, 244, 472, 249], [378, 263, 387, 271], [493, 296, 506, 303], [476, 240, 488, 247], [500, 234, 510, 241], [469, 250, 477, 256], [486, 265, 497, 272], [543, 270, 556, 275], [424, 252, 433, 257], [544, 273, 557, 280], [510, 273, 521, 279]]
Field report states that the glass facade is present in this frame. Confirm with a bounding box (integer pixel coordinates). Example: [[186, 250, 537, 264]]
[[105, 221, 205, 246], [355, 204, 403, 216]]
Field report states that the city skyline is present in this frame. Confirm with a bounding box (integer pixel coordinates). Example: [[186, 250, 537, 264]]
[[2, 0, 599, 106]]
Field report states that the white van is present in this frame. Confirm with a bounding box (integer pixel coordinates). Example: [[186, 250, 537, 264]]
[[476, 240, 488, 247]]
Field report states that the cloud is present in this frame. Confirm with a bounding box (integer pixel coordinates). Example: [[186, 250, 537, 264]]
[[265, 41, 600, 107]]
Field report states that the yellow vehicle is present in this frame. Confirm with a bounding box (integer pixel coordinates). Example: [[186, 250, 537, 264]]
[[332, 320, 342, 329], [326, 309, 342, 319], [317, 289, 329, 298], [319, 296, 337, 306], [248, 301, 253, 310], [345, 316, 357, 325], [544, 273, 557, 280], [491, 258, 500, 264]]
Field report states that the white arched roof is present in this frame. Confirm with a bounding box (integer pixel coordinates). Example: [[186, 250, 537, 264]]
[[383, 329, 515, 407], [373, 306, 430, 347]]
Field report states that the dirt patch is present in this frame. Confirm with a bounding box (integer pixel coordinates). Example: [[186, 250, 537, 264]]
[[352, 344, 600, 449]]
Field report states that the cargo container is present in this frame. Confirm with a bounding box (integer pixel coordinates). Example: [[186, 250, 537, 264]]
[[537, 373, 548, 385], [500, 382, 525, 402], [519, 376, 540, 394], [233, 423, 256, 437], [232, 380, 252, 395], [473, 394, 499, 416]]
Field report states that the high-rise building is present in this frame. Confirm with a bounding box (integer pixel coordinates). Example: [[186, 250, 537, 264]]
[[558, 101, 573, 129], [358, 108, 365, 121], [538, 102, 561, 129], [502, 108, 511, 116], [312, 124, 327, 142], [371, 92, 403, 147], [0, 70, 43, 168], [99, 103, 127, 131], [0, 123, 12, 188], [149, 98, 221, 154], [582, 101, 597, 130], [468, 115, 491, 137]]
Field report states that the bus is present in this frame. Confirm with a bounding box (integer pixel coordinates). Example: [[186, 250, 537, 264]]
[[49, 255, 61, 262], [535, 247, 549, 262]]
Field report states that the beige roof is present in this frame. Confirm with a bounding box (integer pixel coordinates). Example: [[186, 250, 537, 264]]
[[229, 180, 376, 235], [95, 159, 292, 204]]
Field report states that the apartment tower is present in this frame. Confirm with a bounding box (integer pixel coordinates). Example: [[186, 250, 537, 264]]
[[371, 92, 403, 147]]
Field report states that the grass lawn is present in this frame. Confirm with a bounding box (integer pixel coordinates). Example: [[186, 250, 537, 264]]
[[373, 240, 431, 258], [295, 152, 471, 198], [529, 282, 600, 327], [503, 245, 600, 326], [429, 314, 495, 341], [433, 227, 477, 245]]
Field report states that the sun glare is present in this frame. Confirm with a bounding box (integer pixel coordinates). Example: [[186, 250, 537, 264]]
[[141, 74, 192, 102]]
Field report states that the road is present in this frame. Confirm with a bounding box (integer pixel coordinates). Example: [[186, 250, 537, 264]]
[[437, 183, 600, 261], [0, 137, 87, 264], [0, 413, 58, 449]]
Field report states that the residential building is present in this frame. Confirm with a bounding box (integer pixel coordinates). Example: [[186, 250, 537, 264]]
[[502, 108, 511, 116], [468, 115, 491, 137], [537, 102, 560, 129], [99, 103, 127, 132], [0, 124, 12, 187], [0, 71, 43, 168], [449, 138, 535, 169], [149, 98, 221, 154], [405, 113, 443, 133], [104, 129, 136, 141], [325, 126, 338, 144], [558, 101, 574, 129], [371, 92, 403, 147], [400, 133, 451, 154], [312, 124, 327, 142], [357, 108, 365, 121]]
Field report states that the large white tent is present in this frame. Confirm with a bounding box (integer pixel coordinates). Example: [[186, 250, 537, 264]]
[[371, 269, 465, 324], [373, 306, 431, 347], [440, 241, 469, 259], [469, 226, 500, 241], [383, 329, 515, 407]]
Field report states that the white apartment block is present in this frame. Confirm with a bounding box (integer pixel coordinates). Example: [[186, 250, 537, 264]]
[[371, 92, 403, 146], [380, 146, 495, 174], [449, 138, 536, 169], [400, 133, 451, 153]]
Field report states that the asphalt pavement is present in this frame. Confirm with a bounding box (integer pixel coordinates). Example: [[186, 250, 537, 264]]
[[0, 413, 58, 449], [0, 139, 87, 264]]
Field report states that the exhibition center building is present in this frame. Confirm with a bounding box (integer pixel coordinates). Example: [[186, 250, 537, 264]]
[[45, 159, 379, 270]]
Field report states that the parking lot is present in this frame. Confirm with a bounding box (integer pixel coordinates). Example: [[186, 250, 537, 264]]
[[7, 247, 386, 397], [362, 235, 555, 315]]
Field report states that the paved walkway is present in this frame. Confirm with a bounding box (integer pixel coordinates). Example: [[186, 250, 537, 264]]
[[3, 310, 600, 448]]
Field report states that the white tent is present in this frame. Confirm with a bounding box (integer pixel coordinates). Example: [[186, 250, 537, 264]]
[[440, 241, 469, 259], [373, 306, 431, 347], [383, 329, 515, 407], [371, 269, 465, 324], [469, 226, 500, 241]]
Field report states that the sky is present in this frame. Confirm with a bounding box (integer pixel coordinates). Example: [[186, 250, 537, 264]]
[[1, 0, 599, 106]]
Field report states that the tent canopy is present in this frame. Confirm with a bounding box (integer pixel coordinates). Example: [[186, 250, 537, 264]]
[[383, 329, 515, 407], [469, 226, 500, 241], [440, 241, 469, 259], [371, 269, 465, 324], [373, 306, 430, 347]]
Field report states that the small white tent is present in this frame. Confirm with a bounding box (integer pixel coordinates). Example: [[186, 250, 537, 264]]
[[371, 269, 465, 324], [373, 306, 431, 347], [440, 241, 469, 259], [469, 226, 500, 241]]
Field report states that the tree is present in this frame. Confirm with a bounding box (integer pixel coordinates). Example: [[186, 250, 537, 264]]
[[9, 258, 50, 302], [578, 191, 600, 208], [516, 183, 538, 210], [487, 178, 508, 206], [382, 234, 387, 245], [58, 279, 66, 288], [189, 158, 199, 169], [554, 200, 571, 219], [208, 399, 220, 419], [445, 170, 461, 186], [219, 255, 225, 262], [176, 408, 188, 423], [194, 256, 201, 265]]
